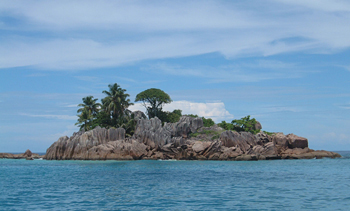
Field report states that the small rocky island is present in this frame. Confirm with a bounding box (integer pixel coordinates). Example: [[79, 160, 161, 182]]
[[1, 84, 342, 161], [44, 112, 341, 161], [0, 149, 43, 160]]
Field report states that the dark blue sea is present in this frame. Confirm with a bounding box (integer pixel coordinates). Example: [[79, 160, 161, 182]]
[[1, 152, 350, 211]]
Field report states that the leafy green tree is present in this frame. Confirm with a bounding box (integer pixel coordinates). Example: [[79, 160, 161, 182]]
[[91, 110, 112, 129], [217, 121, 234, 130], [102, 83, 134, 127], [157, 109, 182, 123], [168, 109, 182, 123], [75, 109, 93, 131], [218, 116, 261, 134], [185, 114, 215, 127], [231, 115, 260, 134], [77, 96, 101, 117], [186, 114, 198, 118], [76, 96, 101, 131], [202, 117, 215, 127], [135, 88, 172, 119], [124, 113, 137, 137]]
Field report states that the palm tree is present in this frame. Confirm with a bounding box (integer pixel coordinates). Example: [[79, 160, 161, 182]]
[[76, 96, 101, 131], [102, 83, 134, 127], [77, 96, 101, 117], [75, 109, 92, 131]]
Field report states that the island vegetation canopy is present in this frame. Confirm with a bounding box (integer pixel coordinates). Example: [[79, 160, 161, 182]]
[[76, 83, 264, 136]]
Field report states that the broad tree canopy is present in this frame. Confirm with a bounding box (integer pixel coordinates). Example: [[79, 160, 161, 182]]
[[135, 88, 172, 118]]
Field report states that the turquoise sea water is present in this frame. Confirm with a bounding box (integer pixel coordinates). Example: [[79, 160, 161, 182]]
[[1, 152, 350, 211]]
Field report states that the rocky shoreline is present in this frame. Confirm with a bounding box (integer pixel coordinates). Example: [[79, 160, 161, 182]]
[[42, 113, 340, 161], [1, 113, 341, 161], [0, 149, 44, 160]]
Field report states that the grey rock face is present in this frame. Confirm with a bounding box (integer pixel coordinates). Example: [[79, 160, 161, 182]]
[[133, 117, 171, 149], [198, 124, 224, 133], [88, 139, 148, 160], [43, 115, 340, 161], [134, 116, 204, 149], [164, 116, 204, 137], [220, 131, 258, 152], [256, 132, 271, 145], [23, 149, 32, 157], [192, 141, 211, 153], [287, 134, 308, 149], [254, 121, 262, 130], [132, 110, 147, 121], [45, 127, 125, 160], [272, 133, 289, 148]]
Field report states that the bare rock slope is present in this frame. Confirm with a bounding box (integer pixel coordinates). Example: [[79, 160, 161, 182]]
[[44, 114, 341, 161]]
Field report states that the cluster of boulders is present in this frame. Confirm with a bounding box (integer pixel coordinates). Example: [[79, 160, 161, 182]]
[[44, 111, 341, 161], [0, 149, 43, 160]]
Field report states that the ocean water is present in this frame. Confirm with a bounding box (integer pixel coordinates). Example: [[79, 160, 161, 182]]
[[1, 152, 350, 211]]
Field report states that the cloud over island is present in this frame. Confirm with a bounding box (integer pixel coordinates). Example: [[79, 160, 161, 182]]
[[130, 100, 233, 122]]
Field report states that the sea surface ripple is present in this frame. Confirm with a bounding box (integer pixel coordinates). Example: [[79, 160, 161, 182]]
[[1, 151, 350, 210]]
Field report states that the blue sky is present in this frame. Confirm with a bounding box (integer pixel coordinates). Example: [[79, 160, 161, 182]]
[[1, 0, 350, 152]]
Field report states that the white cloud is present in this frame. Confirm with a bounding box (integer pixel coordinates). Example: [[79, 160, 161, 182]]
[[275, 0, 350, 12], [145, 61, 304, 83], [128, 103, 145, 113], [64, 104, 78, 108], [19, 113, 76, 120], [259, 105, 303, 113], [129, 100, 233, 122], [0, 1, 350, 70]]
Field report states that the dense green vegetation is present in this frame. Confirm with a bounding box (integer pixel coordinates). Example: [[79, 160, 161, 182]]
[[75, 96, 101, 131], [75, 83, 135, 136], [75, 85, 182, 135], [263, 131, 275, 136], [75, 83, 263, 136], [157, 109, 182, 123], [135, 88, 172, 119], [218, 115, 261, 134], [186, 114, 215, 127]]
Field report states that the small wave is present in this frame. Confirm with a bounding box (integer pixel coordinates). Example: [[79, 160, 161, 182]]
[[157, 159, 177, 161]]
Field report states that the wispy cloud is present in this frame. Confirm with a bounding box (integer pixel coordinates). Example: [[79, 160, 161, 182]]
[[64, 104, 78, 108], [257, 105, 304, 114], [0, 1, 349, 70], [19, 113, 76, 120], [341, 65, 350, 71], [337, 103, 350, 109], [145, 60, 305, 83], [275, 0, 350, 12]]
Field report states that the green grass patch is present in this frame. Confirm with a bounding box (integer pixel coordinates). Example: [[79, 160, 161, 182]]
[[190, 130, 221, 138], [211, 134, 220, 140], [263, 131, 275, 136]]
